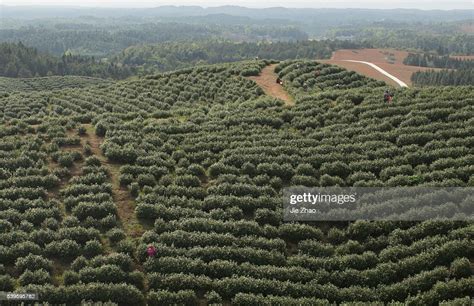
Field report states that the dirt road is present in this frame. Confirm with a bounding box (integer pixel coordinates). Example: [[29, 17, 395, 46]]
[[343, 60, 409, 87], [84, 125, 145, 238], [320, 48, 439, 87], [249, 64, 294, 106]]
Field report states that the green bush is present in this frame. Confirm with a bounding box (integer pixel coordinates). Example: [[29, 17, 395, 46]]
[[320, 161, 351, 179], [18, 268, 51, 286], [95, 122, 107, 137], [130, 182, 140, 197], [279, 223, 324, 242], [205, 290, 223, 304], [148, 289, 197, 306], [83, 240, 103, 258], [15, 254, 53, 273], [450, 258, 471, 278], [319, 174, 345, 187], [45, 239, 81, 259], [58, 155, 74, 167], [0, 275, 14, 291], [119, 173, 134, 186], [107, 228, 126, 244], [137, 174, 156, 187]]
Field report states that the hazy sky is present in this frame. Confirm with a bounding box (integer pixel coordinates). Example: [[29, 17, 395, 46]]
[[2, 0, 473, 9]]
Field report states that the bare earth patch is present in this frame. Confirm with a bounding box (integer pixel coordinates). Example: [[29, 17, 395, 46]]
[[459, 22, 474, 34], [83, 124, 145, 238], [320, 48, 441, 87], [249, 64, 294, 106]]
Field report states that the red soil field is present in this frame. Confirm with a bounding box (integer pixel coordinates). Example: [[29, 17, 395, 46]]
[[318, 59, 400, 87], [320, 48, 437, 87], [459, 23, 474, 34], [330, 48, 409, 65]]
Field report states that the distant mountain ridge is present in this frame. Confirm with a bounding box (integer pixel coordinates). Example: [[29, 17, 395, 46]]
[[1, 5, 473, 22]]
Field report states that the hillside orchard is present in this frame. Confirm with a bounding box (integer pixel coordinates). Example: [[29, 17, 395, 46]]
[[0, 60, 473, 305]]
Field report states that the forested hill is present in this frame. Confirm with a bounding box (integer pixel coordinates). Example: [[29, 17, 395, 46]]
[[0, 40, 366, 79], [0, 42, 56, 78], [1, 7, 472, 56], [327, 22, 474, 55], [0, 22, 307, 57], [113, 40, 362, 74], [0, 42, 132, 79], [2, 6, 472, 28]]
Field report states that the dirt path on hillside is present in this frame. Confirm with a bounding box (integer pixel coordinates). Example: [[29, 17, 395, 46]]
[[83, 125, 145, 238], [249, 64, 294, 106]]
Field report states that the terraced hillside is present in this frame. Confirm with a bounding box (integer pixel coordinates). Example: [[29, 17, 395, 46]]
[[0, 76, 112, 93], [0, 60, 473, 305]]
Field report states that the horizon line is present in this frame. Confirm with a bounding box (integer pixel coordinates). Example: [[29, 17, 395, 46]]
[[1, 4, 473, 11]]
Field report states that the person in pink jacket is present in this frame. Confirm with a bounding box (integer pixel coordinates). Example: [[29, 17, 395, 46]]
[[146, 245, 157, 258]]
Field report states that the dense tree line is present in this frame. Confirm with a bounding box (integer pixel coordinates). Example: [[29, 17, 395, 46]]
[[1, 39, 366, 79], [403, 52, 474, 87], [0, 22, 308, 57], [404, 53, 474, 69], [0, 42, 57, 78], [0, 42, 132, 79], [371, 31, 472, 55], [328, 23, 474, 55], [115, 40, 363, 74], [411, 69, 474, 86]]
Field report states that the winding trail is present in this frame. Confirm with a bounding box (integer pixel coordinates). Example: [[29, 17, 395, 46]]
[[249, 64, 294, 106], [342, 60, 409, 87]]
